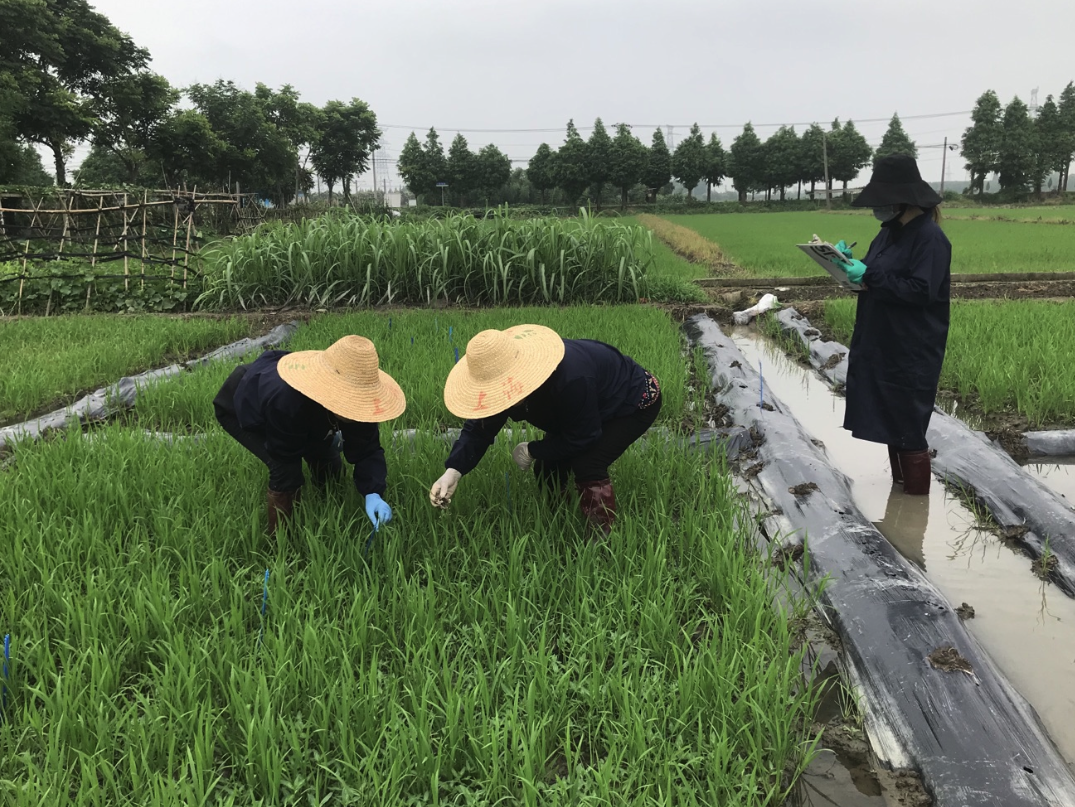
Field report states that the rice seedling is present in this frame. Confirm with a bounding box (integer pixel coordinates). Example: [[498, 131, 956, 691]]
[[197, 210, 655, 310], [825, 299, 1075, 426], [661, 212, 1075, 277], [0, 315, 257, 425], [0, 408, 820, 804], [134, 307, 691, 434]]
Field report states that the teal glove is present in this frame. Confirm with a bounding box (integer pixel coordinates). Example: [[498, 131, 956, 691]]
[[835, 258, 867, 284], [364, 493, 392, 529], [834, 239, 855, 260]]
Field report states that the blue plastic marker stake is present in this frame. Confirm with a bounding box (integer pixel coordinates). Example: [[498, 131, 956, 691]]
[[454, 347, 460, 364], [389, 317, 392, 331], [1, 633, 9, 720], [448, 326, 453, 343], [363, 525, 378, 558], [411, 336, 414, 346], [257, 570, 269, 651]]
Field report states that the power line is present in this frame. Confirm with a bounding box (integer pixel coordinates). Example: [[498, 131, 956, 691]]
[[379, 110, 973, 134]]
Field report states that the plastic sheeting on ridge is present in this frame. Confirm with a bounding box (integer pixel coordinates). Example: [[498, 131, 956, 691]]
[[686, 313, 1075, 807]]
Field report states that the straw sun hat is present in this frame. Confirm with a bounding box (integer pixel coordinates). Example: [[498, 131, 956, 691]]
[[277, 335, 405, 423], [444, 324, 565, 419]]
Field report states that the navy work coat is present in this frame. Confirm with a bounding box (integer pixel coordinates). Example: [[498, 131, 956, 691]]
[[445, 339, 649, 474], [844, 213, 952, 450]]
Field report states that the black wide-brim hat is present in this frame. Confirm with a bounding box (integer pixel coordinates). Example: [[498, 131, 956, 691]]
[[851, 153, 943, 209]]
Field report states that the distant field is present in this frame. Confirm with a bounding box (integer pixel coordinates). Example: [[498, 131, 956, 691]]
[[662, 212, 1075, 277], [942, 206, 1075, 223]]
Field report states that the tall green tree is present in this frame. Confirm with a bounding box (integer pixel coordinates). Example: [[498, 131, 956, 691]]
[[147, 109, 222, 190], [798, 123, 827, 198], [829, 120, 872, 196], [397, 132, 433, 202], [447, 134, 477, 205], [608, 123, 647, 209], [0, 141, 52, 185], [2, 0, 149, 185], [874, 113, 917, 161], [671, 123, 707, 200], [474, 144, 511, 205], [960, 90, 1003, 197], [643, 128, 671, 202], [728, 122, 764, 203], [419, 128, 450, 204], [526, 143, 557, 204], [997, 96, 1035, 195], [1057, 82, 1075, 192], [586, 118, 613, 208], [1033, 96, 1065, 195], [555, 120, 590, 204], [187, 80, 295, 197], [762, 125, 801, 201], [93, 72, 178, 183], [256, 83, 322, 203], [75, 142, 155, 186], [703, 132, 726, 203], [310, 98, 379, 203]]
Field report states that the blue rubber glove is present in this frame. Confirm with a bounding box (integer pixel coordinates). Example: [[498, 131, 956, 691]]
[[835, 258, 867, 284], [834, 239, 854, 260], [364, 493, 392, 529]]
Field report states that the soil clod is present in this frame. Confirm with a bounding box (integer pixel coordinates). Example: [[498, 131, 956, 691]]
[[820, 352, 846, 370], [730, 360, 742, 369], [955, 602, 975, 620], [760, 402, 775, 411], [772, 542, 805, 569], [743, 462, 765, 480], [789, 482, 819, 498], [927, 645, 974, 675], [1035, 552, 1059, 580]]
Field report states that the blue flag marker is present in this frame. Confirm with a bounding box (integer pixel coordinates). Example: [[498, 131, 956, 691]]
[[1, 633, 9, 720], [257, 570, 269, 651]]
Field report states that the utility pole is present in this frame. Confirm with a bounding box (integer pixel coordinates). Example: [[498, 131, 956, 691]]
[[822, 132, 832, 211], [940, 137, 948, 196], [371, 148, 378, 203]]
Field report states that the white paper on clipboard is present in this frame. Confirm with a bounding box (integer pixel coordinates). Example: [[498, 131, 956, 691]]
[[796, 235, 865, 291]]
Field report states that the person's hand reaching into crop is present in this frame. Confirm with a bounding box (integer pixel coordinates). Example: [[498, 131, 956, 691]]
[[430, 468, 462, 508], [364, 493, 392, 529], [511, 442, 535, 472]]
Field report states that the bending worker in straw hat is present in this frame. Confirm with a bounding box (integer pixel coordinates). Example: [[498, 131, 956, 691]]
[[829, 153, 951, 495], [429, 324, 662, 536], [213, 336, 406, 535]]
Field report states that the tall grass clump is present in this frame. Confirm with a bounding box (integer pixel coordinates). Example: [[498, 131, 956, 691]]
[[197, 209, 655, 310], [0, 420, 819, 804], [825, 299, 1075, 427]]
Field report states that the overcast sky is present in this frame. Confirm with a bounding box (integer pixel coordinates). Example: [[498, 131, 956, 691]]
[[76, 0, 1075, 187]]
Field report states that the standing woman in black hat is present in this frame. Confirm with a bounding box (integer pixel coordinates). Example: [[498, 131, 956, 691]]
[[830, 154, 951, 495]]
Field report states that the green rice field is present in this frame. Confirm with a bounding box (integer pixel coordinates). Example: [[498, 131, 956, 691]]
[[0, 308, 820, 805], [661, 212, 1075, 277], [825, 299, 1075, 427], [0, 315, 258, 426], [941, 205, 1075, 223]]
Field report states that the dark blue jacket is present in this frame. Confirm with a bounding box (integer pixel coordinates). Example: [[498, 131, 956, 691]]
[[845, 213, 951, 449], [234, 350, 387, 495], [446, 339, 649, 474]]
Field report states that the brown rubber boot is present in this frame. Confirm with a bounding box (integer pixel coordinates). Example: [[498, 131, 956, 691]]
[[576, 478, 617, 538], [899, 450, 932, 496], [267, 488, 300, 535], [887, 445, 904, 485]]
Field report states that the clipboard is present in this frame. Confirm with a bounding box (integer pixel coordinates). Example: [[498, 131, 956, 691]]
[[796, 235, 865, 291]]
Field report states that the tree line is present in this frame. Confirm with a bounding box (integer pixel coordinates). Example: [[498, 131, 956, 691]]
[[961, 84, 1075, 197], [398, 114, 921, 208], [0, 0, 380, 203]]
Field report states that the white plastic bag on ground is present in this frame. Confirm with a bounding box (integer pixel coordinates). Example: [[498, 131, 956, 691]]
[[733, 293, 779, 325]]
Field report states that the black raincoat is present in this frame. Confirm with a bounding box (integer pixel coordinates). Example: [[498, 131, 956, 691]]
[[844, 213, 951, 450]]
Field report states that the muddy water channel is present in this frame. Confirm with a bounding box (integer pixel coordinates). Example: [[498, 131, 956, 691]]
[[730, 328, 1075, 770]]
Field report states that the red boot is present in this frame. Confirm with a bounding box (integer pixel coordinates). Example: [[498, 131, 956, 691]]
[[899, 450, 932, 496], [887, 446, 904, 485], [576, 478, 617, 538]]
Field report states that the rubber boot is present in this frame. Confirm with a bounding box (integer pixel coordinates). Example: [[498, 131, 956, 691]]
[[576, 478, 617, 538], [899, 450, 931, 496], [267, 488, 300, 535], [887, 445, 904, 485]]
